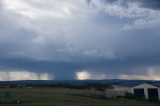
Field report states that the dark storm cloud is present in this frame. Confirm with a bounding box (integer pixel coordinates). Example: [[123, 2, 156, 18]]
[[87, 0, 160, 10], [87, 0, 117, 4], [0, 57, 79, 80], [0, 0, 160, 80], [0, 54, 160, 80], [138, 0, 160, 10]]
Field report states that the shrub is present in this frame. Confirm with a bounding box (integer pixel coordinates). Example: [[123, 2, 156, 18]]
[[124, 93, 134, 99]]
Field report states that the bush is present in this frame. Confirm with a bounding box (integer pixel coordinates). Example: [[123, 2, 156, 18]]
[[124, 93, 134, 99]]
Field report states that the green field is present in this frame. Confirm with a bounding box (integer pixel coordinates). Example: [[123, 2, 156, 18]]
[[0, 88, 159, 106]]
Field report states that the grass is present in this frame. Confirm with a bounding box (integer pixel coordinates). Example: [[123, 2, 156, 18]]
[[0, 87, 159, 106]]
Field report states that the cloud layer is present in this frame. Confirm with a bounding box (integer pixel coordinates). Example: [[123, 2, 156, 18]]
[[0, 0, 160, 80], [0, 70, 53, 81]]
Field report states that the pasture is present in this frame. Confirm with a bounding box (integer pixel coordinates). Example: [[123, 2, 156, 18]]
[[0, 88, 159, 106]]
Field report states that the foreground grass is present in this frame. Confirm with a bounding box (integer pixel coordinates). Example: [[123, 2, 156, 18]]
[[0, 88, 159, 106]]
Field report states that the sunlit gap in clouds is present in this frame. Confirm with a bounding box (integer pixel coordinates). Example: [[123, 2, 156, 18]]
[[76, 68, 160, 80], [0, 70, 53, 81], [119, 68, 160, 80], [76, 70, 108, 80]]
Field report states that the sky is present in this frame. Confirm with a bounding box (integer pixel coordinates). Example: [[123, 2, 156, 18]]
[[0, 0, 160, 80]]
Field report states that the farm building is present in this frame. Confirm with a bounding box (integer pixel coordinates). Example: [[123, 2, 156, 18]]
[[105, 83, 160, 100], [105, 84, 132, 98], [104, 89, 127, 98], [131, 83, 160, 100]]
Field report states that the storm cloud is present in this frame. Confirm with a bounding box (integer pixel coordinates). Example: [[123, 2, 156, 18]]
[[138, 0, 160, 10], [0, 0, 160, 80], [87, 0, 160, 10]]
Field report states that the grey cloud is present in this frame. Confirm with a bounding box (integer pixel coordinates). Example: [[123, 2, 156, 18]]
[[0, 0, 160, 80], [88, 0, 160, 10], [0, 53, 160, 80], [138, 0, 160, 10]]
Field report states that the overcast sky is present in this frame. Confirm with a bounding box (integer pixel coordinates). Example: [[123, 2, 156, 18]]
[[0, 0, 160, 80]]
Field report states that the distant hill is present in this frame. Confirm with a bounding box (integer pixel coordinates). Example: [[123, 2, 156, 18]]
[[0, 79, 159, 87]]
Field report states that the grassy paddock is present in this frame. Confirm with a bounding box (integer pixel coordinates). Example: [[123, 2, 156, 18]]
[[0, 88, 159, 106]]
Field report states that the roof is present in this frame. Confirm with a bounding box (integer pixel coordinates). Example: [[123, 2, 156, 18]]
[[132, 83, 160, 89], [115, 82, 144, 88], [115, 82, 160, 88]]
